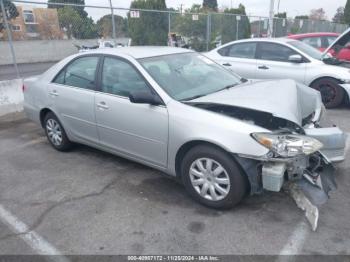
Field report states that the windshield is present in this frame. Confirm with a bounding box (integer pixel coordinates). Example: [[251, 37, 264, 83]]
[[138, 53, 242, 101], [288, 40, 325, 60]]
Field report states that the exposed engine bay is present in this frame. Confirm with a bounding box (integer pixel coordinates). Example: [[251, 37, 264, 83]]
[[189, 102, 305, 132]]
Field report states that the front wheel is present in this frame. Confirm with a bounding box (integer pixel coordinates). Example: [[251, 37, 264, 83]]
[[181, 145, 247, 209], [310, 78, 344, 108], [44, 112, 72, 151]]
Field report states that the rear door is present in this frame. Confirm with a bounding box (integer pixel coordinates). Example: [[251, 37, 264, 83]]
[[215, 42, 257, 79], [94, 56, 168, 167], [48, 55, 100, 144], [255, 42, 307, 84]]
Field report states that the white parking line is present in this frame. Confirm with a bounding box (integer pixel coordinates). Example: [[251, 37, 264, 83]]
[[279, 220, 309, 256], [0, 204, 69, 261]]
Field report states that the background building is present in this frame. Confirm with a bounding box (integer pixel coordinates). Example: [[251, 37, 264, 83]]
[[1, 5, 63, 40]]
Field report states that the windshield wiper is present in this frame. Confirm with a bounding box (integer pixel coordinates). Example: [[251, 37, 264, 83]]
[[180, 94, 205, 101], [180, 83, 239, 102], [217, 83, 239, 92]]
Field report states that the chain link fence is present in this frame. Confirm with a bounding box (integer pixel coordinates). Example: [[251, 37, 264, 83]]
[[0, 0, 349, 80]]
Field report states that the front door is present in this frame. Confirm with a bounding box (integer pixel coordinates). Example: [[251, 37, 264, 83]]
[[255, 42, 307, 84], [95, 56, 168, 167]]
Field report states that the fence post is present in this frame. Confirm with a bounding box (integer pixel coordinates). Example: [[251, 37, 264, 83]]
[[236, 16, 239, 40], [206, 13, 211, 51], [168, 12, 170, 36], [108, 0, 116, 42], [1, 0, 20, 79]]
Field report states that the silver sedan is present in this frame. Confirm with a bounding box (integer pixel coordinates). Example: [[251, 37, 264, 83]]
[[23, 47, 346, 229]]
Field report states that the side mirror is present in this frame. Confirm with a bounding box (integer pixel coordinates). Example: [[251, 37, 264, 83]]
[[288, 54, 303, 63], [129, 90, 163, 106]]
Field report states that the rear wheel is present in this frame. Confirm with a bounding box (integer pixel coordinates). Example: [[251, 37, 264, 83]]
[[181, 145, 247, 209], [311, 78, 344, 108], [44, 112, 72, 151]]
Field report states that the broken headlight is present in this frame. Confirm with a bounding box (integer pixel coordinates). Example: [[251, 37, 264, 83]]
[[251, 133, 323, 157]]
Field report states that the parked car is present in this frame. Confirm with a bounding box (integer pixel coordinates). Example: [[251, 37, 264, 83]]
[[23, 47, 346, 230], [288, 32, 350, 62], [205, 32, 350, 108], [288, 32, 338, 52]]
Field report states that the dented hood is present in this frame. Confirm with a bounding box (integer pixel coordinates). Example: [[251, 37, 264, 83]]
[[191, 79, 322, 126]]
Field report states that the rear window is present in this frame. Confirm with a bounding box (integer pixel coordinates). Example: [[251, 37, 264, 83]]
[[53, 56, 99, 90], [218, 42, 256, 59]]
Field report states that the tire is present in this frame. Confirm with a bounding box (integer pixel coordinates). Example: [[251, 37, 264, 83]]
[[44, 112, 72, 151], [310, 78, 344, 108], [181, 145, 247, 209]]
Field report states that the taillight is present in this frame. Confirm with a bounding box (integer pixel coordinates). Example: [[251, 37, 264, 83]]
[[22, 84, 26, 92]]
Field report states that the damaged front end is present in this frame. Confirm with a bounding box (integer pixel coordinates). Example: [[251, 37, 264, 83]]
[[189, 102, 345, 231], [238, 152, 336, 231], [237, 125, 343, 231]]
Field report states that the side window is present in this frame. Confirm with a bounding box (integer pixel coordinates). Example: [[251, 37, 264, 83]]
[[227, 42, 257, 59], [300, 37, 322, 49], [53, 56, 99, 90], [257, 43, 298, 62], [101, 57, 149, 97], [217, 46, 229, 56]]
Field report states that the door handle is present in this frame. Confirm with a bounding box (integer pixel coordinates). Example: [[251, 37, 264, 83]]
[[97, 101, 109, 110], [258, 65, 269, 70], [222, 63, 232, 66], [49, 90, 59, 97]]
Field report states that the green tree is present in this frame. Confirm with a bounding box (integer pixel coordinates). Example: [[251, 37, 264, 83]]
[[0, 0, 19, 32], [344, 0, 350, 24], [57, 6, 97, 39], [275, 12, 287, 18], [96, 14, 128, 38], [309, 8, 327, 20], [202, 0, 218, 11], [274, 12, 287, 37], [333, 7, 345, 23], [295, 15, 309, 19], [172, 4, 208, 51], [291, 15, 309, 34], [221, 4, 250, 44], [128, 0, 168, 45], [48, 0, 87, 18]]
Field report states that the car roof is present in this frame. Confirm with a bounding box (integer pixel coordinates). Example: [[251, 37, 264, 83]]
[[79, 46, 194, 59], [288, 32, 339, 39], [216, 37, 298, 47]]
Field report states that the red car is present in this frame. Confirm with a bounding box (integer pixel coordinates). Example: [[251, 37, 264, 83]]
[[288, 32, 350, 61]]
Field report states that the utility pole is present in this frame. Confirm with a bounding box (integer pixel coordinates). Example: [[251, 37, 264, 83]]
[[268, 0, 275, 37], [0, 0, 19, 79], [109, 0, 116, 42]]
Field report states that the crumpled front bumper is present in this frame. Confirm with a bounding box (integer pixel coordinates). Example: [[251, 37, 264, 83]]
[[305, 126, 347, 163], [304, 104, 347, 163], [285, 157, 336, 231], [237, 152, 339, 231]]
